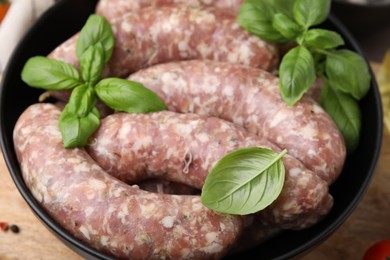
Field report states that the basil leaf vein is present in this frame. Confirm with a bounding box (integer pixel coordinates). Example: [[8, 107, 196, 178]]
[[79, 43, 105, 85]]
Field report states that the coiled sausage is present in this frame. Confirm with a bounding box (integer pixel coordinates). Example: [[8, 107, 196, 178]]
[[87, 111, 333, 230], [128, 60, 346, 184], [13, 103, 243, 260], [49, 6, 279, 78], [95, 0, 244, 21]]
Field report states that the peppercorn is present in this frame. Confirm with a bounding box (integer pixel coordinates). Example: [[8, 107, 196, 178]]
[[9, 224, 20, 234]]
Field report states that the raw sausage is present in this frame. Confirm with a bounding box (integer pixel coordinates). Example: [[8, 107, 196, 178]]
[[13, 103, 243, 260], [95, 0, 244, 21], [128, 60, 346, 184], [49, 6, 279, 78], [87, 111, 333, 230]]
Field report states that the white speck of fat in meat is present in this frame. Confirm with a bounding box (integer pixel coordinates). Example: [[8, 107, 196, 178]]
[[281, 199, 299, 212], [200, 243, 223, 254], [140, 201, 157, 218], [311, 104, 325, 114], [227, 52, 238, 63], [173, 123, 193, 136], [238, 44, 253, 65], [121, 21, 133, 33], [197, 133, 210, 143], [161, 72, 188, 93], [205, 232, 220, 244], [298, 175, 310, 187], [222, 85, 234, 96], [219, 222, 226, 231], [178, 41, 188, 52], [74, 161, 92, 174], [268, 111, 289, 128], [100, 236, 109, 246], [293, 123, 318, 139], [161, 216, 176, 229], [88, 179, 107, 190], [118, 203, 129, 224], [313, 162, 328, 174], [132, 135, 153, 151], [193, 12, 216, 24], [289, 167, 302, 177], [231, 22, 240, 30], [196, 42, 213, 58], [191, 198, 203, 212], [85, 206, 94, 217], [79, 225, 91, 240]]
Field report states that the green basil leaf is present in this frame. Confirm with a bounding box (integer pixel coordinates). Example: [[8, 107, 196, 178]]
[[76, 14, 114, 63], [320, 82, 361, 152], [304, 29, 344, 49], [325, 49, 371, 100], [272, 13, 302, 40], [21, 56, 81, 90], [271, 0, 296, 18], [238, 0, 288, 43], [293, 0, 331, 28], [95, 78, 166, 113], [279, 46, 316, 105], [67, 85, 97, 117], [59, 105, 100, 148], [79, 43, 105, 85], [201, 148, 286, 215]]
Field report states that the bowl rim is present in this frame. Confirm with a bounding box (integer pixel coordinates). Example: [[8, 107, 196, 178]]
[[0, 1, 384, 259], [332, 0, 390, 7]]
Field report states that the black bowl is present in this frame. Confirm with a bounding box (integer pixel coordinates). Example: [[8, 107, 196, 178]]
[[0, 0, 383, 259]]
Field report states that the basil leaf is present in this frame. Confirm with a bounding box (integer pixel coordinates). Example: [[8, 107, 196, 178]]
[[59, 105, 100, 148], [201, 148, 286, 215], [67, 85, 97, 117], [272, 13, 302, 40], [271, 0, 296, 18], [320, 83, 361, 152], [76, 14, 114, 63], [21, 56, 81, 90], [279, 46, 316, 106], [95, 78, 166, 113], [325, 49, 371, 100], [79, 43, 105, 85], [293, 0, 331, 28], [238, 0, 287, 43], [304, 29, 344, 49]]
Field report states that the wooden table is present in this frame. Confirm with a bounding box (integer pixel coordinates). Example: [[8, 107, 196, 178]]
[[0, 117, 389, 260]]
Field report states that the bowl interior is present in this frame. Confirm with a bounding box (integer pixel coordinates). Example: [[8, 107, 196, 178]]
[[0, 0, 383, 259]]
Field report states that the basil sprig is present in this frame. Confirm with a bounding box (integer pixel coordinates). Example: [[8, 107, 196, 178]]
[[201, 148, 286, 215], [238, 0, 371, 152], [21, 15, 166, 148]]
